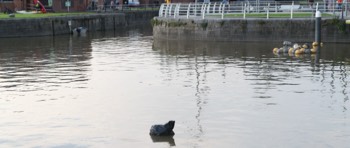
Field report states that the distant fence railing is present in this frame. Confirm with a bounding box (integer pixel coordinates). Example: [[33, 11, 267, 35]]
[[159, 1, 349, 19], [91, 4, 160, 12]]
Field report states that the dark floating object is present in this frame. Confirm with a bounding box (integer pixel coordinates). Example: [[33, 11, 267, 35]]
[[150, 135, 176, 146], [150, 120, 175, 136], [71, 27, 88, 35], [273, 41, 321, 55]]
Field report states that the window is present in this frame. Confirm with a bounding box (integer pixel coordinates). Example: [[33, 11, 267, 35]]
[[62, 0, 74, 8], [1, 0, 14, 2]]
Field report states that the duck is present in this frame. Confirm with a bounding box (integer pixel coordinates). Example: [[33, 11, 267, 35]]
[[312, 41, 323, 47], [295, 48, 304, 54], [283, 41, 292, 47], [289, 43, 300, 54], [293, 43, 300, 49], [282, 46, 290, 53], [273, 41, 320, 55], [302, 43, 310, 49], [304, 48, 311, 54], [276, 47, 284, 54], [288, 47, 294, 54], [300, 43, 312, 54], [150, 121, 175, 136], [311, 47, 317, 54]]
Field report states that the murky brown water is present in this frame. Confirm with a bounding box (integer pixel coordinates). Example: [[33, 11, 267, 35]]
[[0, 29, 349, 148]]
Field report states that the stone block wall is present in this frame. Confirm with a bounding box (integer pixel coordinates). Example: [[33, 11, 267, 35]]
[[0, 11, 158, 38], [152, 17, 350, 43]]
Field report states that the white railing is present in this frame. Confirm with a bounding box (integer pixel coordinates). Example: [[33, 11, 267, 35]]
[[159, 1, 349, 19]]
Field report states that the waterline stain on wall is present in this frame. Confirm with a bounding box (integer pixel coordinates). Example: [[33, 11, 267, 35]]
[[153, 17, 350, 43]]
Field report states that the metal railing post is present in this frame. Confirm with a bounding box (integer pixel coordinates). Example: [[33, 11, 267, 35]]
[[169, 4, 173, 17], [257, 0, 260, 13], [177, 4, 181, 17], [213, 3, 216, 13], [221, 4, 225, 19], [219, 3, 222, 14], [159, 4, 164, 17], [247, 1, 250, 13], [333, 0, 335, 14], [227, 4, 230, 14], [207, 3, 211, 14], [173, 4, 176, 18], [164, 4, 169, 17], [345, 1, 348, 17], [202, 4, 206, 19], [195, 3, 197, 16], [291, 1, 294, 19], [275, 1, 277, 13], [244, 3, 246, 19], [174, 4, 178, 18], [267, 3, 270, 19], [187, 3, 191, 19]]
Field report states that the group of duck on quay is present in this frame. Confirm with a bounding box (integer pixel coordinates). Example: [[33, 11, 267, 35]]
[[273, 41, 322, 56]]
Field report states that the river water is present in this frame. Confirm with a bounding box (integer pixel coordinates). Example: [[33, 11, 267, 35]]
[[0, 28, 349, 148]]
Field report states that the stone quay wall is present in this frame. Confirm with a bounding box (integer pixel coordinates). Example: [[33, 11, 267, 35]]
[[152, 17, 350, 43], [0, 11, 158, 38]]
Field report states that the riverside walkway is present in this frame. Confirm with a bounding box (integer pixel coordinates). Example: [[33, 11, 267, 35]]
[[152, 2, 350, 43], [158, 1, 350, 19]]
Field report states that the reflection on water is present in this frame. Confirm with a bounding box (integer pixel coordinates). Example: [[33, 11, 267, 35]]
[[0, 29, 349, 147], [153, 39, 350, 101], [0, 36, 92, 92], [150, 136, 176, 147], [153, 39, 350, 147]]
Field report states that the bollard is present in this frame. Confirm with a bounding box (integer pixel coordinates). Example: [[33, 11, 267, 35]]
[[315, 11, 321, 64], [315, 11, 321, 52]]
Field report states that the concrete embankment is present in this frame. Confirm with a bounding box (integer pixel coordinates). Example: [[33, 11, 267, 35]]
[[152, 17, 350, 43], [0, 11, 158, 38]]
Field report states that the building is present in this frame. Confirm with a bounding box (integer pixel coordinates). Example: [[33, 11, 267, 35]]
[[0, 0, 202, 12], [0, 0, 90, 12]]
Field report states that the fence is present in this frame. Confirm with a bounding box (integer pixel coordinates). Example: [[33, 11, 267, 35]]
[[91, 4, 160, 12], [158, 1, 350, 19]]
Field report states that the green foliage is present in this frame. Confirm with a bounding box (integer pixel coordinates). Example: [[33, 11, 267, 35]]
[[200, 21, 208, 30], [0, 12, 94, 19], [257, 20, 266, 25], [219, 20, 225, 27], [329, 18, 346, 33], [152, 19, 189, 27], [240, 20, 247, 31], [151, 18, 163, 26]]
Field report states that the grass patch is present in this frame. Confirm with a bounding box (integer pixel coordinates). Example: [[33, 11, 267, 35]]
[[208, 12, 334, 18], [120, 7, 159, 11], [0, 12, 95, 19]]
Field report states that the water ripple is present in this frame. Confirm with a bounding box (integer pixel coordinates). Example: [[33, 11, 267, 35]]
[[0, 36, 92, 92]]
